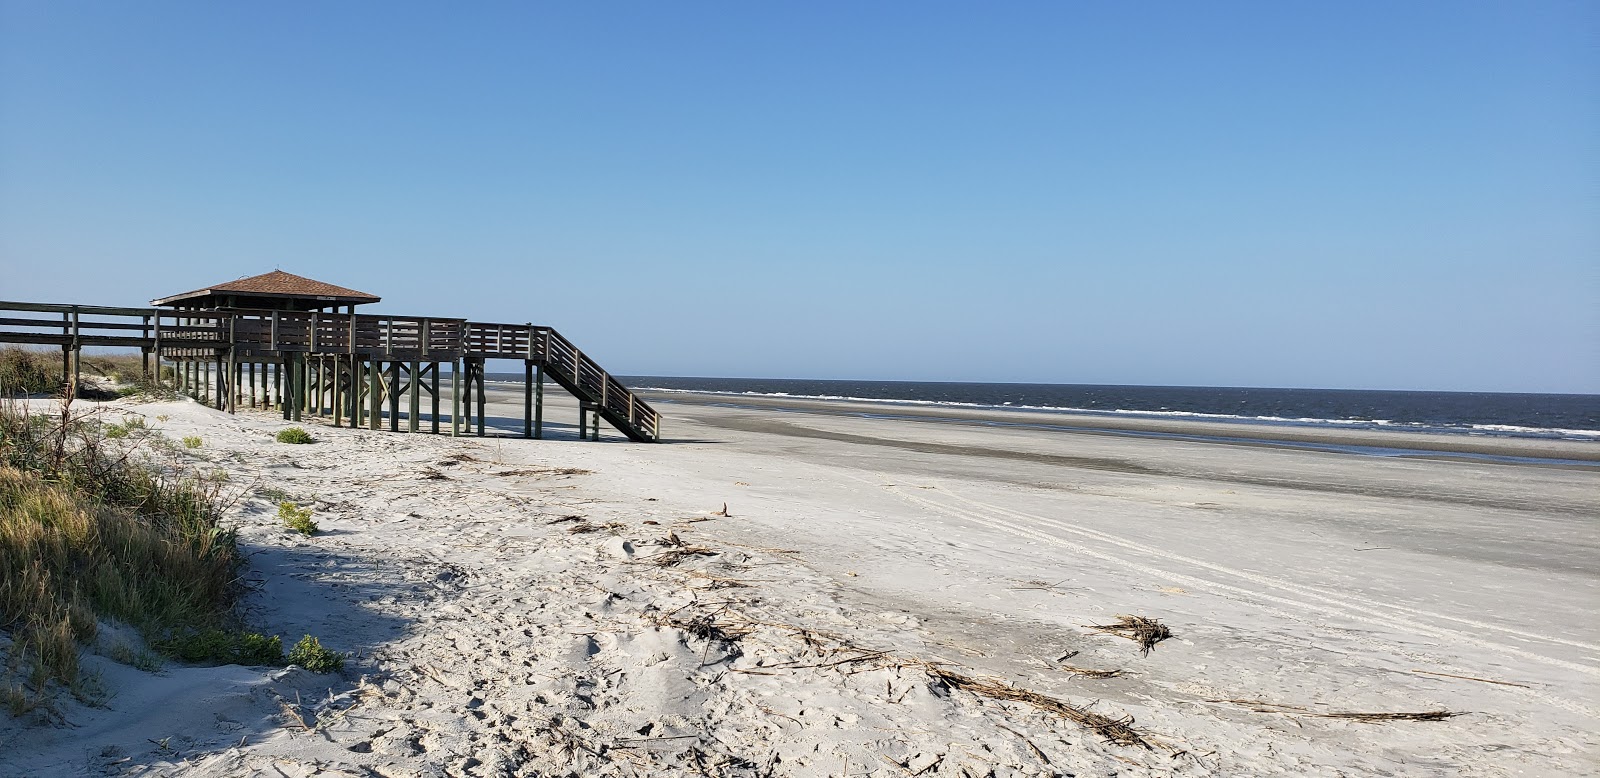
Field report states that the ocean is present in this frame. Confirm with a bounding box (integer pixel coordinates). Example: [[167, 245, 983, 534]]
[[603, 377, 1600, 442]]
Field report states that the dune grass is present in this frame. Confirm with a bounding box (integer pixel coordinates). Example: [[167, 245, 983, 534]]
[[0, 397, 246, 713], [0, 347, 175, 401], [0, 348, 58, 396]]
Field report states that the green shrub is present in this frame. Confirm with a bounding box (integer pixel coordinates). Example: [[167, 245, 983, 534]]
[[153, 629, 283, 666], [275, 427, 314, 444], [182, 436, 202, 449], [287, 635, 343, 673], [279, 501, 317, 535]]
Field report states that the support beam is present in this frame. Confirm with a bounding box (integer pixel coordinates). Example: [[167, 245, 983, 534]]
[[389, 361, 401, 432], [430, 363, 440, 434], [368, 358, 381, 431], [475, 361, 486, 437], [332, 357, 343, 427], [534, 364, 543, 440], [524, 360, 533, 439], [408, 360, 420, 433], [451, 359, 462, 437]]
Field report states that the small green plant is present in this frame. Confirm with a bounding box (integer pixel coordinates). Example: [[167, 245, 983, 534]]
[[182, 435, 203, 449], [105, 642, 163, 672], [275, 427, 315, 444], [104, 416, 148, 439], [287, 635, 343, 673], [279, 501, 317, 535], [153, 629, 283, 666]]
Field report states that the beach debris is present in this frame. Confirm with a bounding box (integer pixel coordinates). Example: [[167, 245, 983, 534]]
[[1410, 669, 1530, 688], [546, 515, 583, 524], [1085, 616, 1172, 655], [417, 467, 449, 480], [493, 467, 591, 477], [648, 533, 717, 567], [728, 621, 1152, 747], [921, 664, 1149, 748], [1321, 710, 1462, 722], [710, 502, 731, 517], [1216, 699, 1462, 722], [567, 521, 624, 534], [1057, 665, 1124, 679]]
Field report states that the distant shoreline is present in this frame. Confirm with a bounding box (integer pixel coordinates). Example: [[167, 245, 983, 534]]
[[632, 389, 1600, 466]]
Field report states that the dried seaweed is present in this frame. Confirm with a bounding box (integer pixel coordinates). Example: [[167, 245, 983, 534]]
[[1085, 616, 1172, 655]]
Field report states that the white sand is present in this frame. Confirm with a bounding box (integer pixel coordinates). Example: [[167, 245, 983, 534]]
[[2, 390, 1596, 777]]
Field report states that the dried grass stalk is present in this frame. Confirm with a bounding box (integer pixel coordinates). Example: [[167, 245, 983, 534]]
[[920, 664, 1149, 748]]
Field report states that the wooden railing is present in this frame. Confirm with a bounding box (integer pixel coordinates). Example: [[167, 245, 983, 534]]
[[459, 321, 660, 442], [0, 300, 661, 442]]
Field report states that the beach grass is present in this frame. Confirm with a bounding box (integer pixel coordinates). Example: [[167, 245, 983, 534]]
[[0, 348, 58, 396], [0, 397, 245, 713]]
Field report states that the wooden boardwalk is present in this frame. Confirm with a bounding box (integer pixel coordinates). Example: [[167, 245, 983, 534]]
[[0, 300, 661, 443]]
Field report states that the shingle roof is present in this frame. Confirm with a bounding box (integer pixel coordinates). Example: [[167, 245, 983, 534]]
[[151, 270, 380, 306]]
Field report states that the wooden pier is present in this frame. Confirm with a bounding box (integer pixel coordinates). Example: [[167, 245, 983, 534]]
[[0, 292, 661, 443]]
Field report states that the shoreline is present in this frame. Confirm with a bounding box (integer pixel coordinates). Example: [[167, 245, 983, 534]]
[[635, 389, 1600, 464]]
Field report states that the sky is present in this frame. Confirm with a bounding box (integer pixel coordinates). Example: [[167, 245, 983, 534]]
[[1, 2, 1595, 393]]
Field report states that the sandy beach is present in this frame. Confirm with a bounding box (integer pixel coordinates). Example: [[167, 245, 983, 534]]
[[3, 387, 1596, 777]]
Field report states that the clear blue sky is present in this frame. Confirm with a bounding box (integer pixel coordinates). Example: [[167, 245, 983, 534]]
[[2, 2, 1594, 393]]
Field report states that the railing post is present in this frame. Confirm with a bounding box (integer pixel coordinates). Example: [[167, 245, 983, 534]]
[[152, 314, 163, 388], [70, 307, 80, 396]]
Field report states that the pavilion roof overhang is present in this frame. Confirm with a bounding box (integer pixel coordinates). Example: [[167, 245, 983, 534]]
[[151, 270, 381, 308]]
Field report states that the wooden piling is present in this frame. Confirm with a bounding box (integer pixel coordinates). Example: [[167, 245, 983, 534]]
[[451, 359, 461, 437], [389, 361, 401, 433], [368, 358, 381, 431], [475, 361, 486, 437], [534, 363, 544, 439], [408, 360, 420, 433], [429, 363, 440, 434]]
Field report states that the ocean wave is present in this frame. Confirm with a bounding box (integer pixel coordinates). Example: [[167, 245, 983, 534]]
[[1470, 424, 1600, 438]]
